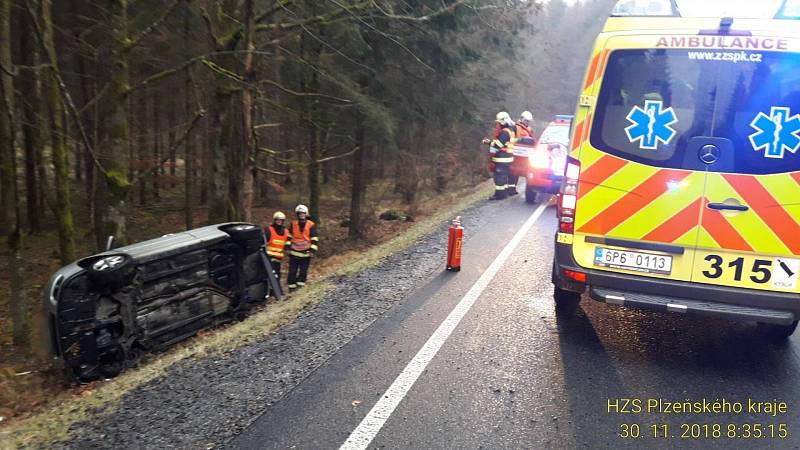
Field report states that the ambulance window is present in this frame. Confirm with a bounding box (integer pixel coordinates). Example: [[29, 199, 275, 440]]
[[593, 49, 800, 174], [710, 52, 800, 174], [591, 48, 714, 169]]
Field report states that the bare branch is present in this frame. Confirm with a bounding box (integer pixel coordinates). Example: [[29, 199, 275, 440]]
[[127, 56, 202, 95], [259, 79, 353, 103], [254, 165, 291, 176], [131, 109, 205, 184], [255, 0, 296, 24], [129, 0, 183, 49], [324, 0, 435, 72], [368, 0, 497, 22], [254, 123, 282, 130], [298, 22, 376, 74], [315, 146, 359, 164], [255, 3, 367, 33]]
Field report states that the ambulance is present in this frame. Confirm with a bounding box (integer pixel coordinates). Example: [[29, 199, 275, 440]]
[[552, 0, 800, 337]]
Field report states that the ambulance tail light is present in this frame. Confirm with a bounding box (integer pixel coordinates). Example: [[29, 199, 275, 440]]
[[558, 157, 581, 234], [563, 269, 587, 283]]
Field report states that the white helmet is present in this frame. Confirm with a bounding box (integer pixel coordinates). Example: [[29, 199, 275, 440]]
[[520, 111, 533, 122], [273, 211, 286, 220], [295, 204, 309, 214], [495, 111, 511, 124]]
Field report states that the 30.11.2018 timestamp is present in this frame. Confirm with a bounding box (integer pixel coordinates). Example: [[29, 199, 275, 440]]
[[619, 423, 790, 440]]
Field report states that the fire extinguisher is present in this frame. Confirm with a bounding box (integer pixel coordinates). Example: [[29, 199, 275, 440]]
[[446, 216, 463, 272]]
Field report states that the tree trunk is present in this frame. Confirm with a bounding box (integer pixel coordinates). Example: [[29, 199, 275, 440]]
[[208, 87, 234, 223], [303, 25, 323, 223], [41, 0, 76, 263], [1, 0, 29, 348], [183, 4, 193, 229], [138, 93, 147, 204], [168, 95, 177, 188], [349, 112, 366, 240], [237, 0, 256, 222], [19, 12, 42, 233], [153, 91, 161, 199], [307, 119, 321, 223], [70, 0, 96, 238], [98, 0, 131, 247]]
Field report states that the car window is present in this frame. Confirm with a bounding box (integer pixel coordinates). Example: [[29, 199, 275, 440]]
[[540, 124, 570, 146], [592, 48, 800, 174]]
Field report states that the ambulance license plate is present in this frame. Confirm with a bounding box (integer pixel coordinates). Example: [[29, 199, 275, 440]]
[[594, 247, 672, 275]]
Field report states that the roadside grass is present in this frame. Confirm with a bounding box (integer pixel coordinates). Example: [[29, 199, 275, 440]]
[[0, 180, 491, 449]]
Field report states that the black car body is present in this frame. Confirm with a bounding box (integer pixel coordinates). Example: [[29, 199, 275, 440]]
[[44, 223, 274, 380]]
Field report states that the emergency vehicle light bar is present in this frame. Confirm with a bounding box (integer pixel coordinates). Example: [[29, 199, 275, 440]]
[[776, 0, 800, 19], [554, 115, 574, 122], [610, 0, 680, 17]]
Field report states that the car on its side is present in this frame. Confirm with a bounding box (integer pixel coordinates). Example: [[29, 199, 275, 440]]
[[44, 223, 276, 381]]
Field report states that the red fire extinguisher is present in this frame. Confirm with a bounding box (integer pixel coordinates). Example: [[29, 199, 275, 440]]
[[446, 216, 463, 272]]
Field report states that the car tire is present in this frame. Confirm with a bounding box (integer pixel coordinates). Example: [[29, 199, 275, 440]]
[[757, 320, 798, 339], [87, 253, 135, 290], [525, 187, 538, 204], [554, 285, 581, 316], [221, 223, 262, 243]]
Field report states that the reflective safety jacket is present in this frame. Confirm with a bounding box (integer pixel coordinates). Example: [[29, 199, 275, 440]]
[[515, 121, 533, 139], [490, 125, 516, 163], [265, 225, 289, 261], [288, 220, 319, 258]]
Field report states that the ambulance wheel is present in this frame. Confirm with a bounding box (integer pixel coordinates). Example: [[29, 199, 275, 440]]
[[525, 187, 538, 204], [554, 286, 581, 316], [757, 320, 798, 339]]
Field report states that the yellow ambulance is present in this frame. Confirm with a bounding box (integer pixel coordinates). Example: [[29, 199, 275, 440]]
[[552, 0, 800, 337]]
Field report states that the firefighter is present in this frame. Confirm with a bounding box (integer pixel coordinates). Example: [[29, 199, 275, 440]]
[[286, 204, 319, 291], [486, 111, 516, 200], [265, 211, 289, 282], [516, 111, 534, 138]]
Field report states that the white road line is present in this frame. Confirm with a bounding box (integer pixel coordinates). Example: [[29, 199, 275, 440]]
[[339, 202, 549, 450]]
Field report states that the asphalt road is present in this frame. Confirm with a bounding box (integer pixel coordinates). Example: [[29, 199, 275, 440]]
[[230, 194, 800, 450]]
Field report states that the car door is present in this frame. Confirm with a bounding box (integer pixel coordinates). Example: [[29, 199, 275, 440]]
[[692, 47, 800, 294]]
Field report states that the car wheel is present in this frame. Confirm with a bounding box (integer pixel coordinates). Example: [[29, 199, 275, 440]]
[[221, 223, 262, 243], [757, 320, 798, 339], [525, 187, 538, 204], [554, 285, 581, 316], [87, 253, 135, 289]]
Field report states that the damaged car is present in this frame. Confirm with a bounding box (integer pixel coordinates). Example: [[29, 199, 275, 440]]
[[43, 223, 282, 381]]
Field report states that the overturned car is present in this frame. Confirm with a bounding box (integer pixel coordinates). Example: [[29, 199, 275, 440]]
[[43, 223, 281, 381]]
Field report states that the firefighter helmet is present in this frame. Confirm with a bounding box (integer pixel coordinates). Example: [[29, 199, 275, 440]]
[[520, 111, 533, 122], [496, 111, 512, 123], [273, 211, 286, 220], [295, 204, 309, 214]]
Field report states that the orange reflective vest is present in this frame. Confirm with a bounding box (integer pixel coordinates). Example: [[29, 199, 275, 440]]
[[516, 122, 532, 138], [290, 220, 315, 252], [266, 225, 289, 260]]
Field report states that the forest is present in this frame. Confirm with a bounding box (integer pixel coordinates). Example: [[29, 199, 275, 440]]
[[0, 0, 614, 422]]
